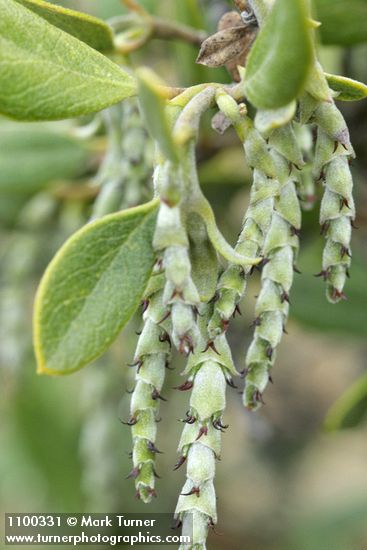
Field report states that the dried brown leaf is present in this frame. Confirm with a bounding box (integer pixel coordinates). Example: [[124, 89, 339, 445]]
[[196, 26, 249, 68], [196, 10, 257, 82], [218, 11, 258, 81], [227, 29, 257, 81], [218, 11, 244, 32]]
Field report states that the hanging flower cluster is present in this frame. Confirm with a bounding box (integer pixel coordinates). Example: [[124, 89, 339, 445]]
[[26, 1, 367, 549], [122, 2, 361, 548]]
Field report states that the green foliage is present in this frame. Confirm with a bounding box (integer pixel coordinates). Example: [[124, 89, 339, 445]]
[[326, 73, 367, 101], [325, 372, 367, 431], [0, 0, 136, 121], [34, 200, 159, 375], [0, 125, 89, 194], [187, 213, 218, 302], [14, 0, 114, 51], [315, 0, 367, 46], [245, 0, 313, 109], [137, 68, 179, 163], [1, 1, 366, 547]]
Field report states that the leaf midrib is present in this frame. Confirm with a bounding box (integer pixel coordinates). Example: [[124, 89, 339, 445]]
[[0, 35, 127, 89], [42, 211, 155, 364]]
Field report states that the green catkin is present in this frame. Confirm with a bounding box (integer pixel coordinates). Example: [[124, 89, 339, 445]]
[[153, 159, 201, 355], [208, 95, 276, 338], [174, 305, 238, 550], [89, 103, 160, 503], [91, 101, 152, 219], [208, 167, 276, 339], [243, 116, 303, 409], [153, 89, 217, 355], [244, 177, 301, 409], [310, 99, 356, 303], [208, 94, 295, 356], [127, 273, 172, 502], [212, 92, 303, 409]]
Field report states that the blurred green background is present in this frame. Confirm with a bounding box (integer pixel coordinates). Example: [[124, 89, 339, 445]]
[[1, 1, 367, 549]]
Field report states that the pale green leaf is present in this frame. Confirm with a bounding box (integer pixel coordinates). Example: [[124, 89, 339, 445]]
[[137, 68, 179, 163], [254, 102, 297, 134], [34, 200, 159, 375], [325, 372, 367, 431], [0, 0, 136, 121], [315, 0, 367, 46], [0, 125, 89, 194], [15, 0, 114, 51], [188, 212, 218, 302], [326, 73, 367, 102], [245, 0, 313, 109]]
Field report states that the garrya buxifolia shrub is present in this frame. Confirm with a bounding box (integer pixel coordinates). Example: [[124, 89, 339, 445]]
[[1, 0, 367, 548]]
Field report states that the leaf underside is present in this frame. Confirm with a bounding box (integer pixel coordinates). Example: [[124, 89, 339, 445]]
[[0, 0, 136, 121], [34, 200, 159, 375], [245, 0, 313, 109]]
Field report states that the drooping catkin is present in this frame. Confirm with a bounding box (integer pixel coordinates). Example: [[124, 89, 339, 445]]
[[243, 122, 302, 409], [174, 305, 237, 549], [311, 100, 355, 303], [208, 93, 278, 338], [153, 88, 219, 356], [91, 101, 152, 219], [212, 91, 304, 408], [88, 104, 160, 503], [208, 167, 276, 339], [153, 159, 201, 355], [125, 272, 172, 502], [243, 176, 301, 409]]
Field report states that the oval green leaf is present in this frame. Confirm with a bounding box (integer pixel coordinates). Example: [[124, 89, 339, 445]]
[[137, 68, 179, 163], [188, 212, 218, 302], [15, 0, 114, 51], [315, 0, 367, 46], [326, 73, 367, 102], [34, 199, 159, 375], [0, 0, 136, 121], [325, 372, 367, 431], [244, 0, 313, 109]]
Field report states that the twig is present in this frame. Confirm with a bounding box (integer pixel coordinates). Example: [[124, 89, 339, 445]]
[[153, 17, 207, 47], [111, 13, 207, 52], [161, 80, 246, 104]]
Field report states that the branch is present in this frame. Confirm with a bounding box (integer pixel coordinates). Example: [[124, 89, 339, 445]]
[[152, 17, 207, 47], [111, 13, 207, 53]]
